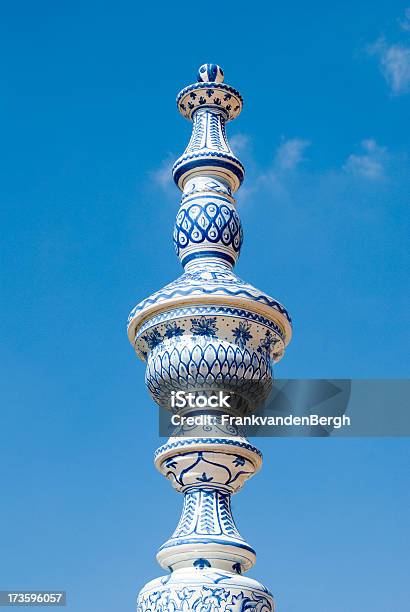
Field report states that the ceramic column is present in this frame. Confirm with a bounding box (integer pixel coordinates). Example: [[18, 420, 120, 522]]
[[128, 64, 292, 611]]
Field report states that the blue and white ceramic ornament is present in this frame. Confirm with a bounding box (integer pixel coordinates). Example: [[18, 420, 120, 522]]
[[129, 64, 292, 611], [197, 63, 225, 83]]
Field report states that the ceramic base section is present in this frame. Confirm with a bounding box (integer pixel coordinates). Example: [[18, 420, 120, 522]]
[[136, 568, 274, 611]]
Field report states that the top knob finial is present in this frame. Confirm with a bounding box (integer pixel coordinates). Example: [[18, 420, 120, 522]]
[[197, 63, 224, 83], [177, 63, 242, 122]]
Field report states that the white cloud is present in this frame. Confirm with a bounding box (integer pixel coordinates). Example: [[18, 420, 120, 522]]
[[235, 138, 311, 204], [343, 139, 387, 180], [274, 138, 311, 171], [377, 41, 410, 94], [151, 156, 174, 192], [230, 133, 250, 155], [235, 137, 393, 212], [368, 10, 410, 95], [399, 8, 410, 31]]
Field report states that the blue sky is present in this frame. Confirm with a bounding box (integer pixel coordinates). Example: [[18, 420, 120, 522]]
[[0, 2, 409, 611]]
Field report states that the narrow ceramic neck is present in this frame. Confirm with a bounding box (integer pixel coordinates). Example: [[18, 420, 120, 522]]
[[187, 108, 230, 154], [156, 486, 255, 573], [183, 258, 234, 273], [173, 88, 244, 194]]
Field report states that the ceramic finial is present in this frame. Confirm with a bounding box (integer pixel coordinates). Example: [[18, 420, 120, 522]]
[[197, 63, 225, 83], [177, 64, 242, 122], [174, 64, 244, 193]]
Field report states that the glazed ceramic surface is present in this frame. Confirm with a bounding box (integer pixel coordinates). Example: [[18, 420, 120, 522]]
[[137, 569, 274, 612], [128, 64, 292, 611]]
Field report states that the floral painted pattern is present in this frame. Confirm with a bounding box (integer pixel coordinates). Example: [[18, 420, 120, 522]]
[[194, 586, 228, 611], [137, 586, 272, 612], [226, 591, 272, 611], [164, 322, 185, 340], [257, 330, 280, 358], [232, 321, 253, 348], [142, 328, 163, 350], [190, 316, 218, 337]]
